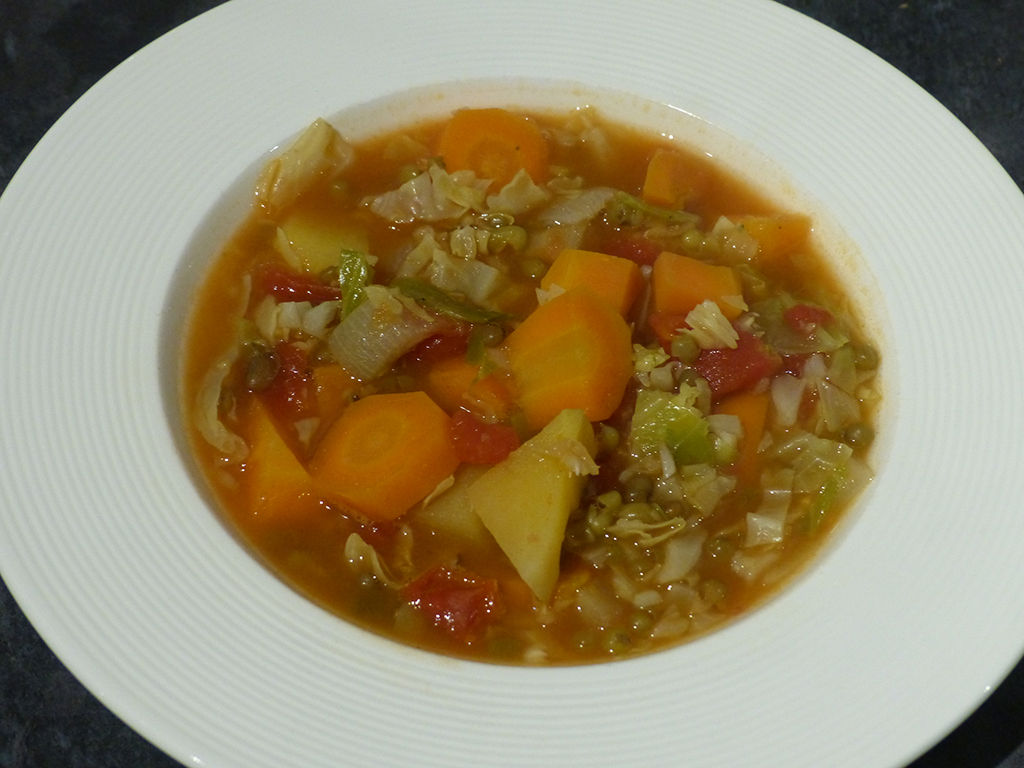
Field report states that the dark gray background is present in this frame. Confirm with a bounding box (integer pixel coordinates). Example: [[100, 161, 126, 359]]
[[1, 1, 1022, 766]]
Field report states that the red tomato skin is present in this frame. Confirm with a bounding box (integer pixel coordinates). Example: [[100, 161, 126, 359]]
[[262, 341, 315, 422], [449, 409, 520, 465], [257, 265, 344, 304], [693, 328, 782, 401], [402, 566, 502, 641], [600, 233, 662, 266], [783, 304, 834, 336], [403, 327, 470, 365]]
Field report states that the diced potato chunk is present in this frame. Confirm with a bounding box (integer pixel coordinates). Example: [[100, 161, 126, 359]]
[[468, 409, 597, 602], [278, 207, 370, 275], [415, 465, 491, 546], [254, 118, 353, 215]]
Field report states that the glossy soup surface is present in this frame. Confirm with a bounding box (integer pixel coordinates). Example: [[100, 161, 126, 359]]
[[182, 106, 881, 664]]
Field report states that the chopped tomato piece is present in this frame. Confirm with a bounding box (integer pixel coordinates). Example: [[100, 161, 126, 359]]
[[403, 327, 470, 365], [402, 566, 502, 641], [262, 341, 316, 422], [449, 408, 520, 464], [783, 304, 834, 336], [693, 328, 781, 401], [600, 233, 662, 266], [257, 264, 344, 304]]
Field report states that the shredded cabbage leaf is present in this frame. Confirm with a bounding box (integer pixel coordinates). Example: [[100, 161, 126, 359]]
[[255, 118, 353, 215], [535, 186, 616, 226], [770, 373, 806, 428], [678, 464, 736, 516], [745, 469, 794, 546], [343, 533, 399, 587], [753, 296, 849, 356], [252, 296, 340, 342], [397, 229, 505, 307], [802, 351, 863, 433], [710, 215, 759, 263], [368, 164, 489, 223], [730, 548, 779, 581], [656, 530, 707, 583], [685, 300, 739, 350], [193, 346, 248, 462], [486, 168, 551, 215], [633, 343, 671, 377], [629, 387, 714, 466], [706, 413, 742, 465], [607, 510, 688, 547], [193, 275, 252, 460]]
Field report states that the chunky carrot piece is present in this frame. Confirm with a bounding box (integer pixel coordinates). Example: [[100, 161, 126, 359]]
[[540, 248, 643, 316], [420, 355, 476, 412], [647, 312, 691, 351], [651, 250, 744, 320], [243, 399, 314, 521], [421, 354, 514, 420], [734, 213, 811, 264], [312, 364, 359, 430], [437, 107, 549, 190], [504, 288, 633, 431], [308, 391, 459, 521], [641, 147, 711, 208], [715, 390, 770, 484]]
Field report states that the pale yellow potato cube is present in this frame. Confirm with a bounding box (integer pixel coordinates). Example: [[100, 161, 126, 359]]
[[277, 207, 370, 275], [468, 409, 597, 602], [414, 465, 491, 546]]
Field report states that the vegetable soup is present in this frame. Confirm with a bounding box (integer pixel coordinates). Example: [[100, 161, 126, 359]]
[[181, 106, 881, 664]]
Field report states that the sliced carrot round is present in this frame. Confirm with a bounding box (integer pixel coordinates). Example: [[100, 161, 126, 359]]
[[504, 288, 633, 431], [437, 107, 549, 190], [308, 391, 458, 521]]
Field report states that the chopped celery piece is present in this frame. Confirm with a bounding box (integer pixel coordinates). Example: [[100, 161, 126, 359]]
[[826, 344, 859, 393], [773, 431, 853, 494], [629, 388, 714, 466], [805, 473, 842, 532], [392, 276, 509, 323], [772, 430, 856, 531], [465, 323, 503, 364], [607, 191, 699, 226], [338, 249, 374, 316]]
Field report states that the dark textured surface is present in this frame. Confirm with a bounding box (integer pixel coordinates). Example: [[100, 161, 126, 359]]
[[1, 1, 1022, 767]]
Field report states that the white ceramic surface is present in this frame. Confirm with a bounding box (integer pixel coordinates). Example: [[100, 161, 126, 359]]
[[2, 1, 1023, 767]]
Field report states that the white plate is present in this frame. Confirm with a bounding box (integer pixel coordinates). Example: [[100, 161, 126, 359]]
[[2, 1, 1023, 766]]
